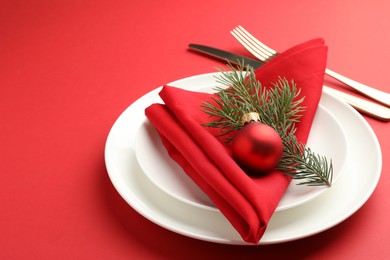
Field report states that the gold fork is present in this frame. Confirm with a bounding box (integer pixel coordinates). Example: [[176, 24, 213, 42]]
[[231, 25, 390, 108]]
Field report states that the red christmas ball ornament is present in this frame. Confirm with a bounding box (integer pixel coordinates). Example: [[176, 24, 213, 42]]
[[231, 113, 283, 175]]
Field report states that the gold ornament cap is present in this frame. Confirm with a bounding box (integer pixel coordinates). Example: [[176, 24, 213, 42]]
[[241, 112, 260, 126]]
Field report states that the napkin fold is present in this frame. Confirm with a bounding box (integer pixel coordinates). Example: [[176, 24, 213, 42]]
[[145, 39, 327, 244]]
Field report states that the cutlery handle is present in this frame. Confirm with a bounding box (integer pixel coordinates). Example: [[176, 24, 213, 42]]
[[323, 86, 390, 121], [325, 68, 390, 107]]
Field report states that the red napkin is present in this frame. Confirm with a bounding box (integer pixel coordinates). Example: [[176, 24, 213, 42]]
[[145, 39, 327, 244]]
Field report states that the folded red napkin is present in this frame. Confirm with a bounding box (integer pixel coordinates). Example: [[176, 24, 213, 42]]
[[145, 39, 327, 244]]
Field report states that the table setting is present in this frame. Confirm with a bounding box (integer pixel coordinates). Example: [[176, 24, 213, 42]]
[[1, 1, 389, 259], [106, 36, 382, 245]]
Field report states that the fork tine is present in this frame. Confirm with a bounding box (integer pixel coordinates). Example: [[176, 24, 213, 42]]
[[236, 26, 277, 56], [230, 30, 269, 61], [231, 27, 275, 62]]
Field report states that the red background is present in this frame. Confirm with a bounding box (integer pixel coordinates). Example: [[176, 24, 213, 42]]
[[1, 0, 389, 259]]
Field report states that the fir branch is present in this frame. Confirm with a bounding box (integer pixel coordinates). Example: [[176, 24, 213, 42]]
[[201, 62, 333, 187], [278, 133, 333, 186]]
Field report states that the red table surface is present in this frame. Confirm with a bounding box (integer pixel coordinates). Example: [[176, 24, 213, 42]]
[[1, 1, 389, 259]]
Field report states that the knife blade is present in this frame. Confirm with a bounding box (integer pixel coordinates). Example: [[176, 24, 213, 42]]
[[188, 43, 390, 121], [188, 43, 263, 69]]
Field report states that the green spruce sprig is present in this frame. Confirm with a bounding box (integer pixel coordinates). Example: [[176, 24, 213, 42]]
[[201, 62, 333, 187]]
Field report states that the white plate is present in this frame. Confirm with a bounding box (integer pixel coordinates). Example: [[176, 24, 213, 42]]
[[135, 103, 347, 212], [105, 72, 382, 245]]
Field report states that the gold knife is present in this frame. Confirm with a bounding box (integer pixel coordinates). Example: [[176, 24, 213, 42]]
[[189, 44, 390, 121]]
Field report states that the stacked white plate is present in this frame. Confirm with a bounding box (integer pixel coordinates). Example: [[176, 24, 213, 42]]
[[105, 72, 382, 245]]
